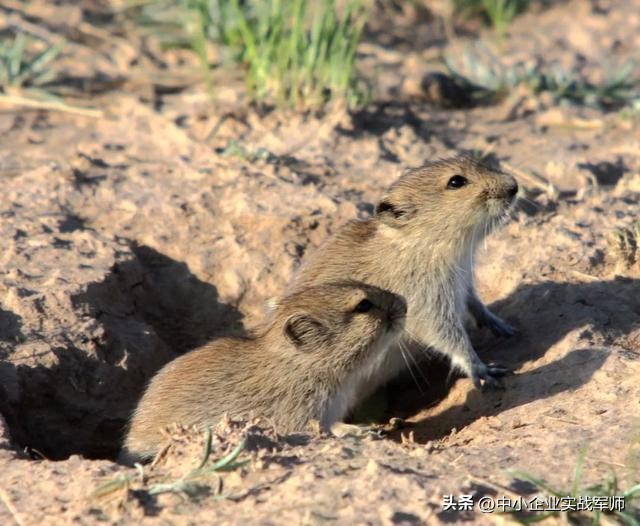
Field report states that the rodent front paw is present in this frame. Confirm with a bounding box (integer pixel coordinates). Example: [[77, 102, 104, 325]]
[[472, 363, 511, 390]]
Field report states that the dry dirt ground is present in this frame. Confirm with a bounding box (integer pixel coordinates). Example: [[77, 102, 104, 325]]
[[1, 0, 640, 524]]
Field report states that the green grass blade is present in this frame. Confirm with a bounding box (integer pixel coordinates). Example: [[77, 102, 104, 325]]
[[209, 439, 246, 471], [195, 428, 213, 470], [571, 449, 587, 497], [508, 510, 559, 524], [139, 0, 366, 109], [614, 510, 640, 526], [15, 40, 65, 87], [624, 483, 640, 499], [9, 33, 26, 80], [27, 40, 65, 75]]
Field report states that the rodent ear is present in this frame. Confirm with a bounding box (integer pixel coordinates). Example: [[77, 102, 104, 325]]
[[284, 314, 328, 348], [375, 199, 416, 227]]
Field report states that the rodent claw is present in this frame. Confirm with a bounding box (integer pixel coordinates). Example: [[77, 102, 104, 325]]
[[473, 364, 510, 390]]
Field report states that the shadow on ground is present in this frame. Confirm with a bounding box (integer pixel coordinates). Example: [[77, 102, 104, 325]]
[[341, 101, 464, 152], [376, 276, 640, 442], [0, 245, 245, 460]]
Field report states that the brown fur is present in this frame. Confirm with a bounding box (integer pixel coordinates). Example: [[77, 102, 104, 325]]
[[288, 155, 519, 399], [121, 282, 406, 462]]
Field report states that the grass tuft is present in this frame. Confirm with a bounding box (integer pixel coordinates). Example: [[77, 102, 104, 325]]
[[0, 31, 65, 95], [92, 429, 249, 503], [454, 0, 532, 34], [0, 30, 101, 117], [445, 43, 640, 110], [200, 0, 368, 109], [147, 430, 248, 499], [127, 0, 368, 110], [506, 451, 640, 525]]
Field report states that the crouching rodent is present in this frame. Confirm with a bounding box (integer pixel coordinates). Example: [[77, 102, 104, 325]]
[[120, 281, 406, 462]]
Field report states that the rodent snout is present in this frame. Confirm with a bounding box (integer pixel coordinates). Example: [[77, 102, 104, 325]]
[[491, 177, 518, 202], [386, 295, 407, 330], [391, 295, 407, 316]]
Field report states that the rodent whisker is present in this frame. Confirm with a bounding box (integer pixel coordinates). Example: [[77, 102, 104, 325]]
[[502, 211, 513, 226], [400, 325, 421, 342], [516, 196, 541, 210], [483, 221, 490, 251], [447, 257, 469, 287], [398, 340, 429, 393], [400, 328, 437, 372]]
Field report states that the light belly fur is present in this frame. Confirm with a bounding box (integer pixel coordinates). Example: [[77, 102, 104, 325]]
[[349, 258, 472, 404]]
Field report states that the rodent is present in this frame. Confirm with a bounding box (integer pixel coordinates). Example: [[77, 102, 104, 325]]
[[120, 281, 406, 462], [287, 155, 518, 400]]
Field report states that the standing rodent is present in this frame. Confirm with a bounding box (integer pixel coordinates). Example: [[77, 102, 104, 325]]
[[120, 281, 406, 463], [288, 155, 518, 396]]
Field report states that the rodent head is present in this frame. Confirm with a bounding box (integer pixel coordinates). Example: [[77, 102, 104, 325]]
[[375, 155, 518, 243], [272, 281, 406, 360]]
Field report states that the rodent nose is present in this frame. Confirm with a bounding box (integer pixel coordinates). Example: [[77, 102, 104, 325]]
[[390, 295, 407, 318]]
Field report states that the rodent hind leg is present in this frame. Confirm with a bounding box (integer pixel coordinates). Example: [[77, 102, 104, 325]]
[[467, 288, 515, 338]]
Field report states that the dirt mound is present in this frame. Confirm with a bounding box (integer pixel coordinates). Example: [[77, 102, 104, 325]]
[[0, 0, 639, 523]]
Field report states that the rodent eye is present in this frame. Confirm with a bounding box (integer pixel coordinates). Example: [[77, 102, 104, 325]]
[[447, 175, 468, 189], [353, 299, 375, 313]]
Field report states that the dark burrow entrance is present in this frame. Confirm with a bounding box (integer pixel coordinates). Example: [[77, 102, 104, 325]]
[[1, 266, 636, 460], [0, 244, 244, 460]]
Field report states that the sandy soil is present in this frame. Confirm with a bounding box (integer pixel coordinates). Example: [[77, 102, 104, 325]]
[[0, 0, 639, 524]]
